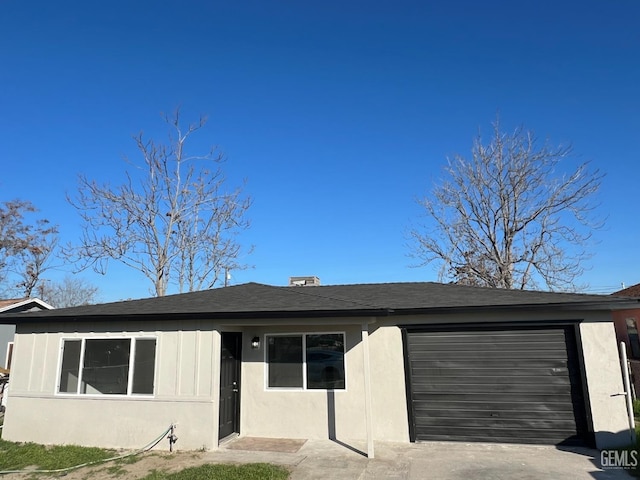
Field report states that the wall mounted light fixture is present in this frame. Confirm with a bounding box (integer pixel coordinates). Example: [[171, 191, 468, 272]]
[[251, 337, 260, 349]]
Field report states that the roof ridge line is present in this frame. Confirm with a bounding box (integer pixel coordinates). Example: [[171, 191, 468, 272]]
[[277, 285, 389, 311]]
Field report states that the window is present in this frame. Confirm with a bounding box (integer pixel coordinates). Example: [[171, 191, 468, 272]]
[[5, 342, 13, 370], [627, 318, 640, 359], [58, 338, 157, 395], [267, 333, 345, 389], [268, 336, 303, 387]]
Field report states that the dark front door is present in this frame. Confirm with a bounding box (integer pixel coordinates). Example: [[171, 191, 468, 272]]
[[219, 332, 242, 440]]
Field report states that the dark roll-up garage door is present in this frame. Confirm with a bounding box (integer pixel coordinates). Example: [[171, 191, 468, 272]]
[[404, 325, 589, 445]]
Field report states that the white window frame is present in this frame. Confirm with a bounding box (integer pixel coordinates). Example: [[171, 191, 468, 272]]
[[264, 332, 346, 391], [56, 336, 158, 397], [5, 341, 13, 370]]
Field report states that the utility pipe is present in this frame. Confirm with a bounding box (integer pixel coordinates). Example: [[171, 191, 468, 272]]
[[620, 342, 636, 444]]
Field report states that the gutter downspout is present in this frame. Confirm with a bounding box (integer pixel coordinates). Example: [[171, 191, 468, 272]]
[[362, 320, 375, 458]]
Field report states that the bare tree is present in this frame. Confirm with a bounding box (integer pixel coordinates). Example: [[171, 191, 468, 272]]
[[410, 119, 603, 291], [16, 235, 59, 297], [37, 276, 99, 308], [0, 200, 58, 297], [65, 110, 252, 297]]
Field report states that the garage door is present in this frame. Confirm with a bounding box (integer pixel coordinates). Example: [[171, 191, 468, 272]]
[[404, 325, 589, 445]]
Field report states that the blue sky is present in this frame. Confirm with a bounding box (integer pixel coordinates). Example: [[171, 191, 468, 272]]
[[1, 1, 638, 302]]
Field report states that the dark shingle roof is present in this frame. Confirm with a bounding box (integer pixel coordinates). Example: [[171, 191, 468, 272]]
[[613, 283, 640, 298], [0, 282, 637, 324]]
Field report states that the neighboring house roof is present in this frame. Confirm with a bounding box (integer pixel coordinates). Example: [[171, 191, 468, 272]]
[[613, 283, 640, 298], [0, 299, 27, 310], [0, 282, 638, 324], [0, 298, 54, 313]]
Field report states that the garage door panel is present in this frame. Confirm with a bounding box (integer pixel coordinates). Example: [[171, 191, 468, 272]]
[[406, 326, 588, 445], [412, 341, 568, 352], [411, 382, 573, 395], [412, 393, 576, 405], [411, 398, 578, 412], [408, 331, 563, 343], [413, 427, 580, 445], [414, 406, 577, 420], [414, 424, 581, 436], [410, 359, 569, 370], [408, 350, 569, 360], [412, 369, 570, 384], [415, 416, 579, 431]]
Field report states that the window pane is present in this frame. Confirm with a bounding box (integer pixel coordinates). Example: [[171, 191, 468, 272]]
[[6, 343, 13, 371], [82, 339, 131, 394], [268, 336, 303, 387], [306, 334, 345, 389], [59, 340, 81, 393], [627, 318, 640, 359], [132, 339, 156, 394]]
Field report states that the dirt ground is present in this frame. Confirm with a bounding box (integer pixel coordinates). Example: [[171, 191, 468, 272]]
[[1, 450, 233, 480]]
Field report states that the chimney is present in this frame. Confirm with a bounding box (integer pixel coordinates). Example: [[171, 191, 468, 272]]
[[288, 276, 321, 287]]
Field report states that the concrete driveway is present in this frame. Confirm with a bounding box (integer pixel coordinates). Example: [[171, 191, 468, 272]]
[[211, 437, 634, 479]]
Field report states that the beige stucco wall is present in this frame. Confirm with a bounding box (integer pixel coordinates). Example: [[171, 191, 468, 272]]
[[368, 324, 411, 441], [240, 325, 367, 440], [3, 308, 632, 451], [238, 323, 409, 443], [579, 319, 632, 448], [3, 320, 222, 450]]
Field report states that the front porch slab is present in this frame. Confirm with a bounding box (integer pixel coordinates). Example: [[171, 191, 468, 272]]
[[225, 437, 307, 453]]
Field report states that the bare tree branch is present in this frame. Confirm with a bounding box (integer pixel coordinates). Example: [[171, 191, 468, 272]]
[[64, 108, 252, 297], [410, 118, 603, 291], [37, 276, 100, 308], [0, 200, 59, 297]]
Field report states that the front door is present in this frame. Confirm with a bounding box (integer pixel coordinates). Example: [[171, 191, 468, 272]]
[[219, 332, 242, 440]]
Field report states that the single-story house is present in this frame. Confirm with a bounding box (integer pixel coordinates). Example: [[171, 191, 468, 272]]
[[0, 281, 638, 456], [611, 283, 640, 396]]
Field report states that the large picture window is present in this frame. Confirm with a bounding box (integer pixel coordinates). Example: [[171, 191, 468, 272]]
[[267, 333, 345, 390], [58, 338, 157, 395]]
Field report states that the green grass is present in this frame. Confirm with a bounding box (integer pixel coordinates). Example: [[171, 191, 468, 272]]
[[630, 404, 640, 477], [0, 432, 290, 479], [104, 464, 129, 477], [140, 463, 290, 480], [615, 422, 640, 477], [604, 401, 640, 477], [0, 438, 118, 471]]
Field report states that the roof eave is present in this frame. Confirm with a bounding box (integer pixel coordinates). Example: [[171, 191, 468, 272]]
[[1, 299, 635, 325], [0, 307, 394, 324], [389, 300, 640, 317]]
